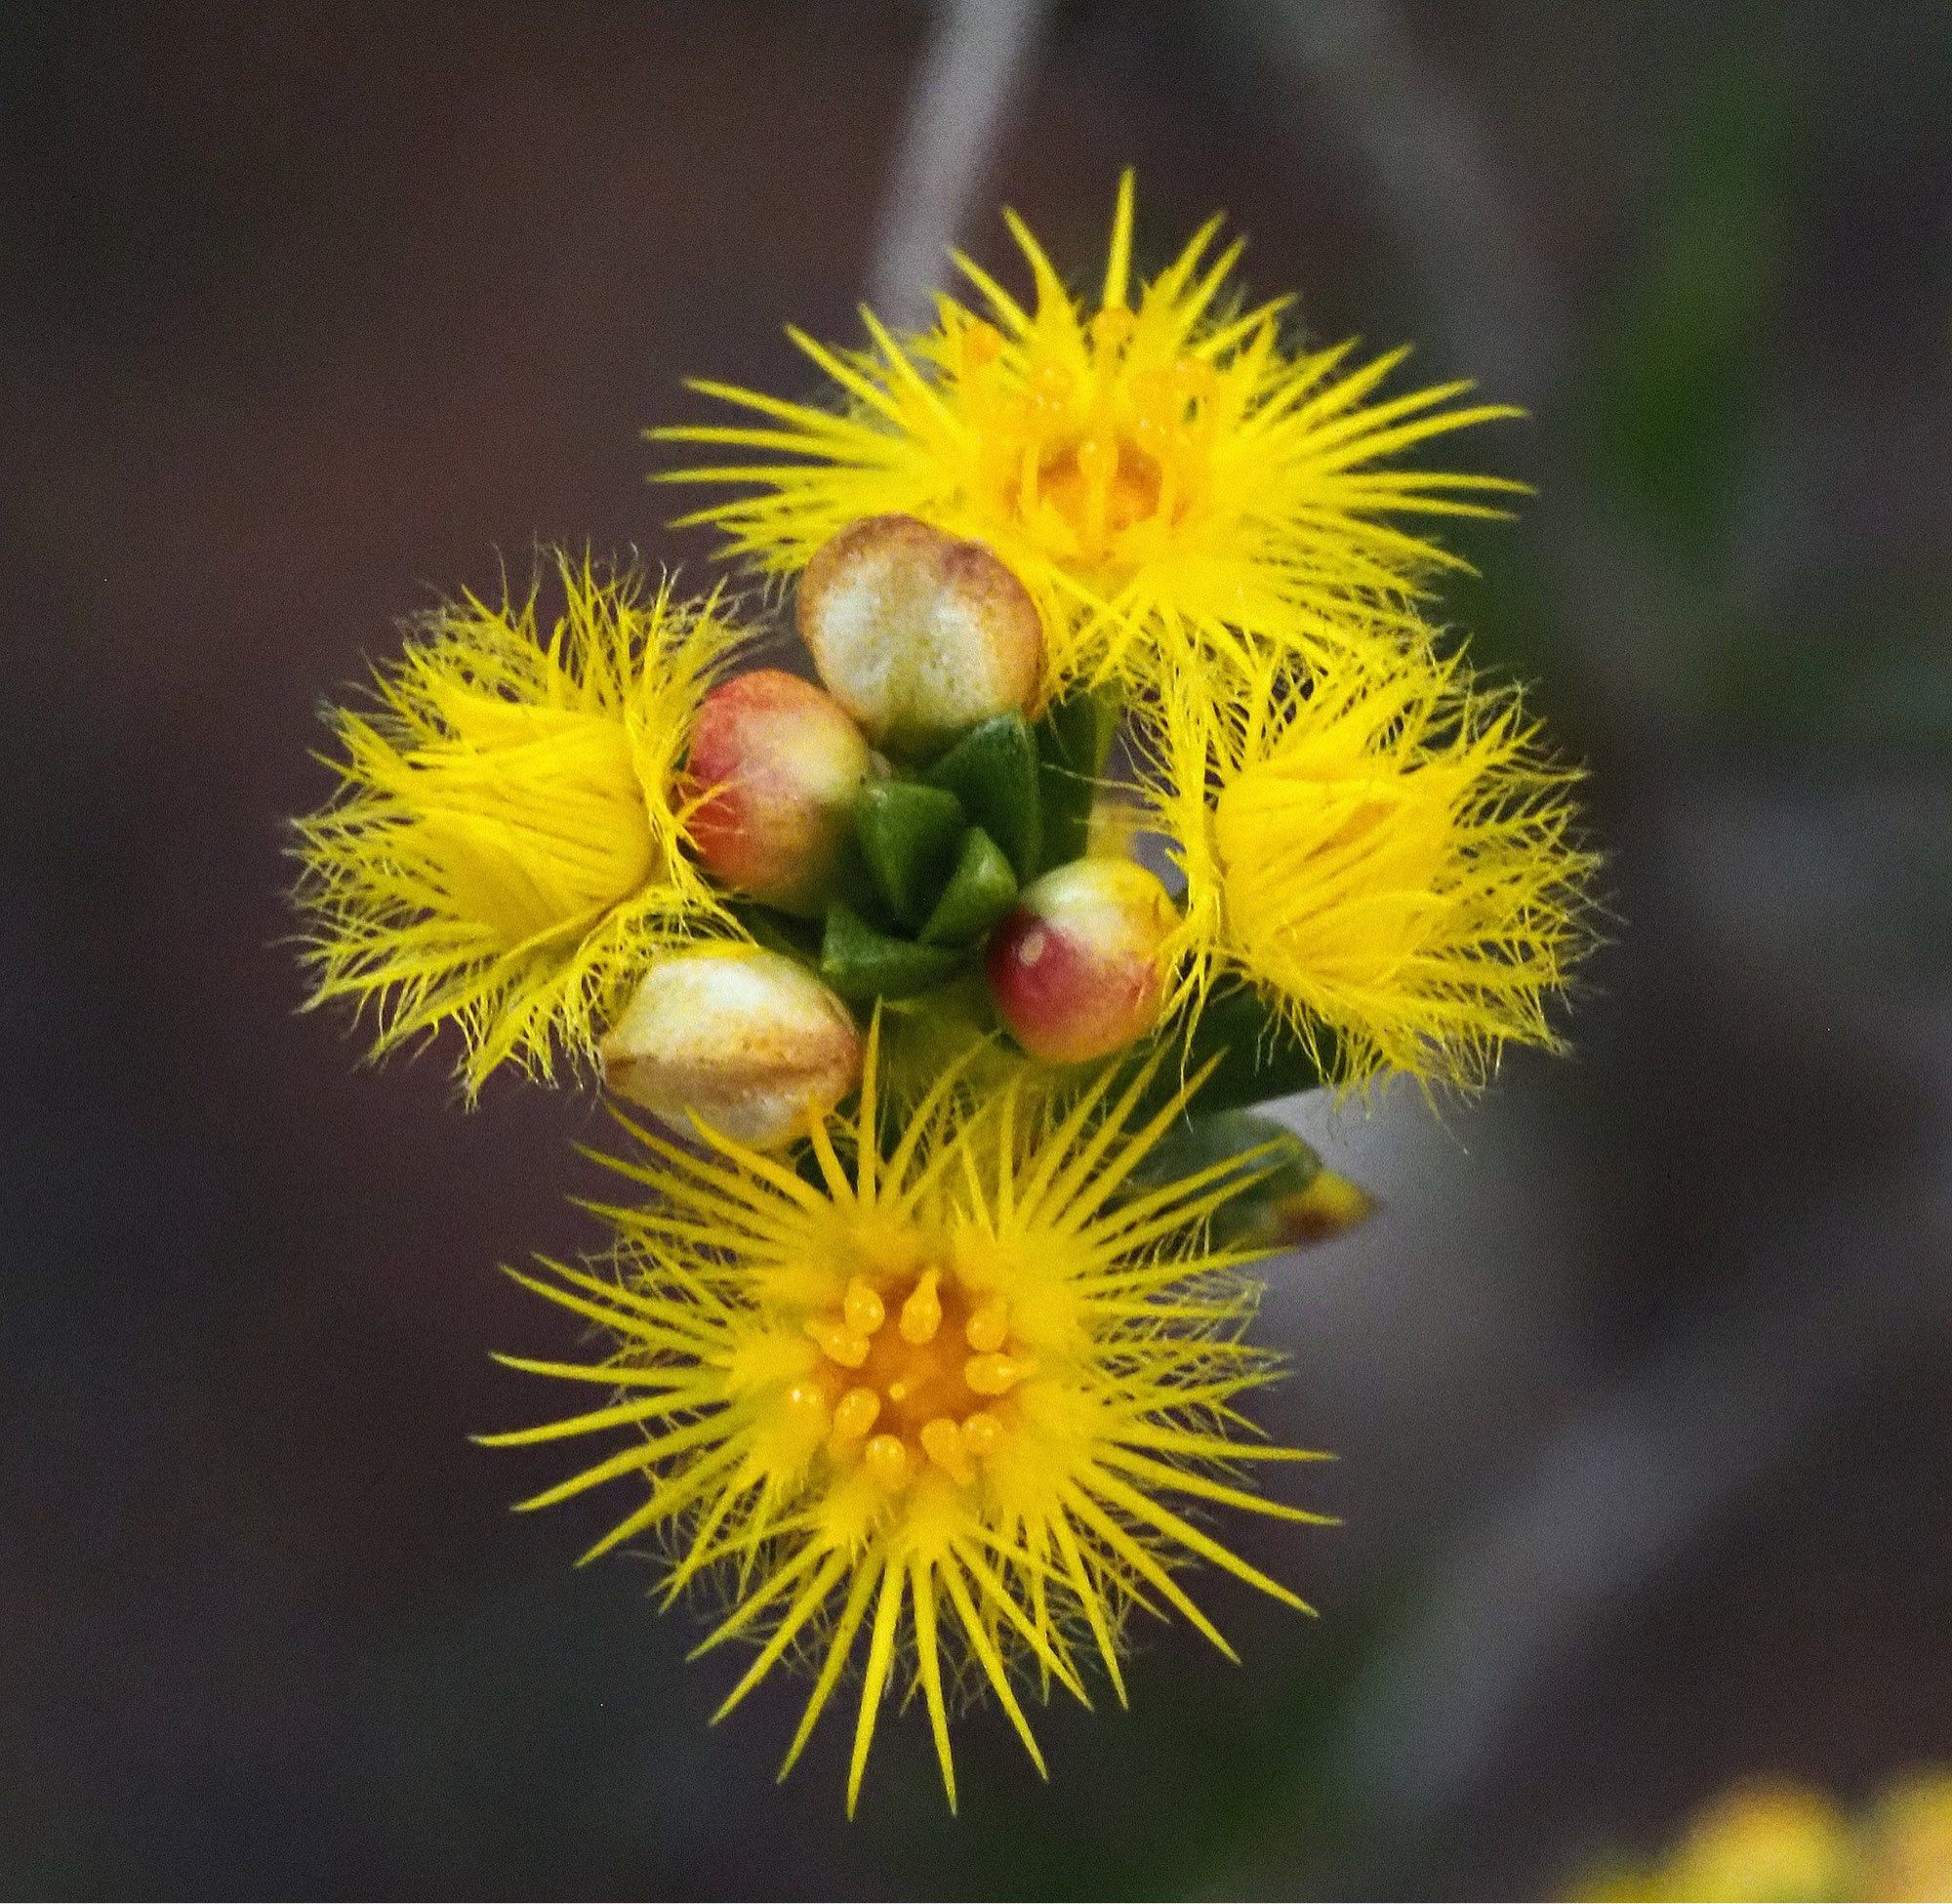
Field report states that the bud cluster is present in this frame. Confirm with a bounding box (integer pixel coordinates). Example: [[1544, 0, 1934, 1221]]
[[607, 513, 1184, 1146]]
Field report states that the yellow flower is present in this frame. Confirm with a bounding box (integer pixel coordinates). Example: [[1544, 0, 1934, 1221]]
[[293, 553, 745, 1095], [653, 171, 1521, 688], [481, 1036, 1328, 1812], [1861, 1770, 1952, 1903], [1664, 1780, 1853, 1903], [1573, 1768, 1952, 1903], [1147, 642, 1594, 1090]]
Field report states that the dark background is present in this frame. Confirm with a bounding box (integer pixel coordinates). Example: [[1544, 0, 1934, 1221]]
[[4, 2, 1948, 1896]]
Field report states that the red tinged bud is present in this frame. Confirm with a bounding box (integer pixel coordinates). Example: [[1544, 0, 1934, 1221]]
[[986, 858, 1177, 1065], [685, 669, 871, 915]]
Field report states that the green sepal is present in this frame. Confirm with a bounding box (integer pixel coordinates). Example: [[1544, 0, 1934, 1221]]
[[1127, 985, 1336, 1121], [854, 780, 966, 929], [819, 900, 964, 1002], [1034, 687, 1121, 870], [924, 712, 1042, 879], [918, 827, 1018, 947], [726, 902, 823, 966], [1128, 1108, 1323, 1248]]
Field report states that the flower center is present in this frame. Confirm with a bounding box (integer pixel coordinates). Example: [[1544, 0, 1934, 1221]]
[[794, 1267, 1032, 1491], [958, 312, 1217, 573]]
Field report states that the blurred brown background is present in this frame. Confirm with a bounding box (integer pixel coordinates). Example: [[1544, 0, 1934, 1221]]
[[4, 2, 1948, 1896]]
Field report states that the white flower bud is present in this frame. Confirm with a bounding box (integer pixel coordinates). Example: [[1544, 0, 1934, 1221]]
[[601, 949, 861, 1147], [796, 514, 1043, 756]]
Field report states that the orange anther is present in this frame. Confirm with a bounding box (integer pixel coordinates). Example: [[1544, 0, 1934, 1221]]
[[960, 319, 1003, 368]]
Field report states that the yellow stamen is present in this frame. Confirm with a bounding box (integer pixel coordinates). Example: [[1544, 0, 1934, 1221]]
[[805, 1317, 871, 1369], [1088, 304, 1136, 351], [1077, 435, 1117, 555], [963, 1298, 1009, 1355], [959, 1410, 1003, 1458], [919, 1417, 974, 1484], [964, 1352, 1034, 1398], [862, 1435, 911, 1489], [898, 1270, 943, 1346], [829, 1387, 881, 1445], [782, 1382, 830, 1429], [842, 1276, 886, 1336]]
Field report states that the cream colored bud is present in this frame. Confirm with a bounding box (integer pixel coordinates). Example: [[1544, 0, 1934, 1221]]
[[600, 949, 861, 1148], [796, 514, 1043, 756]]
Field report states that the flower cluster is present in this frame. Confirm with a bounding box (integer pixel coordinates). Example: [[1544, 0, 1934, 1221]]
[[292, 177, 1597, 1808]]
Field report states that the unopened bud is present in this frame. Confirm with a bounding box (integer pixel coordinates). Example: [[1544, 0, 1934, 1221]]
[[1255, 1168, 1379, 1248], [797, 514, 1043, 756], [601, 948, 861, 1147], [685, 669, 871, 915], [986, 858, 1176, 1065]]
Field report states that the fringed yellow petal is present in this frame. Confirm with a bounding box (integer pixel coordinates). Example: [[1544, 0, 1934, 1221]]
[[1146, 639, 1599, 1090], [293, 551, 748, 1095]]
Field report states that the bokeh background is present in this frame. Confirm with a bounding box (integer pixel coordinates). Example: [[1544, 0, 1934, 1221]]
[[5, 1, 1948, 1896]]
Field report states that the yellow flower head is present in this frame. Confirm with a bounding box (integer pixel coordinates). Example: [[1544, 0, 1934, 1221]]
[[1664, 1780, 1853, 1904], [1861, 1770, 1952, 1903], [1574, 1768, 1952, 1903], [482, 1037, 1328, 1812], [293, 554, 745, 1095], [654, 172, 1521, 688], [1148, 642, 1595, 1090]]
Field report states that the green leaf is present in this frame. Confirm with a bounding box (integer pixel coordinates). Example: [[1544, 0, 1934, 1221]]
[[853, 780, 965, 929], [1129, 1108, 1322, 1247], [924, 712, 1042, 879], [819, 900, 964, 1002], [1128, 985, 1335, 1121], [1034, 687, 1120, 871], [918, 827, 1018, 947]]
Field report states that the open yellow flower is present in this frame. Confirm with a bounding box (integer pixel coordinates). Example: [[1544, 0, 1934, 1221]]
[[654, 172, 1521, 688], [293, 554, 744, 1095], [481, 1037, 1328, 1812], [1147, 642, 1595, 1090]]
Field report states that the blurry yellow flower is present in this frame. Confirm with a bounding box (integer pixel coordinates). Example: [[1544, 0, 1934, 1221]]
[[294, 554, 744, 1095], [1147, 642, 1594, 1089], [481, 1037, 1328, 1812], [1861, 1770, 1952, 1902], [1571, 1770, 1952, 1903], [1665, 1780, 1853, 1903], [654, 172, 1521, 688]]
